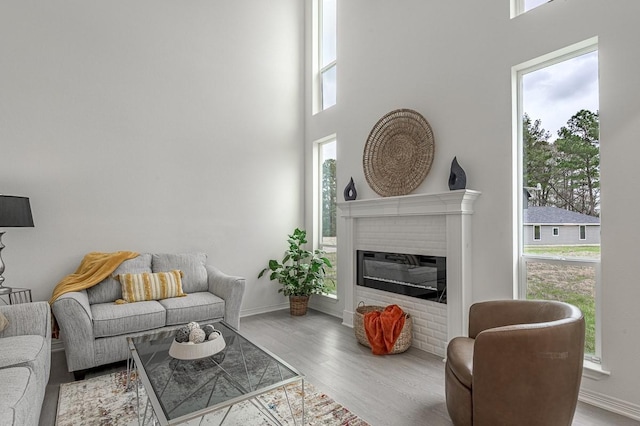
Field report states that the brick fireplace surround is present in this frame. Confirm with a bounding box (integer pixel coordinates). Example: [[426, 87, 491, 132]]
[[338, 190, 480, 357]]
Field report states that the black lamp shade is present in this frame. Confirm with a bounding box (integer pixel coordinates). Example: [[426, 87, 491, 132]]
[[0, 196, 34, 227]]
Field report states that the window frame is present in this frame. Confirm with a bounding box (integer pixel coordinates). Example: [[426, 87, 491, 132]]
[[513, 38, 602, 364], [314, 0, 337, 112], [552, 227, 559, 237], [511, 0, 550, 17], [314, 135, 338, 297], [579, 225, 587, 241]]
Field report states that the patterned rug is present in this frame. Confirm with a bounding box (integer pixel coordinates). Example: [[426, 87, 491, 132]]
[[56, 370, 369, 425]]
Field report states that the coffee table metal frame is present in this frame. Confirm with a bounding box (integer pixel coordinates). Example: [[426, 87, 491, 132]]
[[127, 322, 305, 425]]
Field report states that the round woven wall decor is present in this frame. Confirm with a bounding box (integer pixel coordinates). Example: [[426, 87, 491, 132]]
[[363, 108, 435, 197]]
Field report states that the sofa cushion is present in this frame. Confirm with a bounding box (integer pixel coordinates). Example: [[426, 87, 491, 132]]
[[87, 253, 152, 304], [118, 270, 186, 303], [0, 335, 49, 380], [0, 367, 40, 426], [91, 301, 166, 338], [158, 292, 225, 326], [152, 253, 208, 293]]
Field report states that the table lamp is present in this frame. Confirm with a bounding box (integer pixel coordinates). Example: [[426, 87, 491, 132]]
[[0, 195, 34, 294]]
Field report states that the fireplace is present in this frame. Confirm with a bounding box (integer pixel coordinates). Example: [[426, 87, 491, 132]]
[[357, 250, 446, 303], [338, 190, 480, 357]]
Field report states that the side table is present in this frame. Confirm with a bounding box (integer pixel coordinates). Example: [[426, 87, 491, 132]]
[[0, 287, 33, 305]]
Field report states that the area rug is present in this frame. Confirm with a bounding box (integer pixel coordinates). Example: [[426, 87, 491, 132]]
[[56, 370, 369, 425]]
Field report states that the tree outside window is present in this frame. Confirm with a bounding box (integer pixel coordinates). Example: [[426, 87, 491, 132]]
[[519, 46, 600, 358]]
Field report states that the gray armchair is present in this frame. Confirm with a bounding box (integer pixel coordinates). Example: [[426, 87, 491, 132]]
[[445, 300, 585, 426]]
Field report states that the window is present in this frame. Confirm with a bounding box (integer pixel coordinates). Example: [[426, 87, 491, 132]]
[[512, 0, 551, 16], [317, 137, 337, 295], [523, 0, 550, 12], [317, 0, 336, 111], [515, 39, 601, 361]]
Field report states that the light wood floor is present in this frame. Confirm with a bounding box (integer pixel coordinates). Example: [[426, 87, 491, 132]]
[[41, 309, 639, 425]]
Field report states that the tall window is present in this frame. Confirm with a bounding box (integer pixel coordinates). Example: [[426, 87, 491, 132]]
[[319, 0, 336, 110], [513, 0, 551, 16], [318, 138, 337, 295], [516, 41, 601, 362]]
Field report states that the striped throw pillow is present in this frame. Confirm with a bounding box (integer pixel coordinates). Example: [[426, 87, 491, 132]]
[[117, 270, 186, 303]]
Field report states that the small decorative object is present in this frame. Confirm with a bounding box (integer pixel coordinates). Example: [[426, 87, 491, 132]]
[[208, 330, 222, 341], [189, 328, 206, 344], [343, 177, 357, 201], [175, 326, 190, 343], [448, 156, 467, 190], [202, 324, 216, 340], [363, 109, 435, 197], [258, 228, 333, 316], [169, 322, 226, 360]]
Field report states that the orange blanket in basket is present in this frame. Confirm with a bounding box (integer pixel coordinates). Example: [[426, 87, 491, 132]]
[[364, 304, 406, 355]]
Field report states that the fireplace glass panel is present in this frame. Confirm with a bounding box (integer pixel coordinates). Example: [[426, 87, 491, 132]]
[[357, 250, 446, 303]]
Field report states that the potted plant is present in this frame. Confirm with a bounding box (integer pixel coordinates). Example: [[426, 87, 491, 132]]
[[258, 228, 333, 316]]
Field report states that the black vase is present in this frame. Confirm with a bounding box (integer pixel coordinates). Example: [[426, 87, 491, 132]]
[[448, 157, 467, 190], [344, 177, 357, 201]]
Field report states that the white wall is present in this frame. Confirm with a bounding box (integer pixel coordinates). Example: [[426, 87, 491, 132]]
[[0, 0, 304, 314], [306, 0, 640, 416]]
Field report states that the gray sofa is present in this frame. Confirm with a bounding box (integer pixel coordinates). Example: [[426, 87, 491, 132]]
[[0, 301, 51, 426], [51, 253, 245, 379]]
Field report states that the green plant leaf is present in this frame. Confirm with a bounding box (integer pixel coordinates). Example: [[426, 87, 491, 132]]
[[259, 228, 331, 297]]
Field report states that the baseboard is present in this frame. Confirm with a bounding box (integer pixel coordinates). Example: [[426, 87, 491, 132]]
[[342, 309, 354, 327], [240, 303, 289, 318], [307, 304, 342, 320], [579, 387, 640, 421]]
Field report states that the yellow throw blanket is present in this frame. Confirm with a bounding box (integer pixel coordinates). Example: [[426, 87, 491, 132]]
[[49, 251, 139, 304]]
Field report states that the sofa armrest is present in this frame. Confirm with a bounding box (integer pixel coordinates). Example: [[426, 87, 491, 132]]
[[205, 264, 245, 330], [51, 290, 96, 372], [0, 301, 51, 340]]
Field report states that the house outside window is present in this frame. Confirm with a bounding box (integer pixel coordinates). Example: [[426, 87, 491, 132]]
[[515, 40, 601, 362]]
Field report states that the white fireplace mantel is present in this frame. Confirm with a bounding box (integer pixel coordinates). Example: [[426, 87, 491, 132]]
[[337, 189, 481, 344]]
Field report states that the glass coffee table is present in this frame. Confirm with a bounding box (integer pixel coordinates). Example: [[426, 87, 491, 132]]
[[127, 322, 304, 425]]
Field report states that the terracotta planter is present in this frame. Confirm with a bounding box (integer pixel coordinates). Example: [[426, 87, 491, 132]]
[[289, 295, 310, 316]]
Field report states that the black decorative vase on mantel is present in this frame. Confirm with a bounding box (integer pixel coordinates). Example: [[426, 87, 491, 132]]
[[448, 156, 467, 190], [344, 177, 357, 201]]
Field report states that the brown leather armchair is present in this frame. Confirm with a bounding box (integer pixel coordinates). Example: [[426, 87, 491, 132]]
[[445, 300, 585, 426]]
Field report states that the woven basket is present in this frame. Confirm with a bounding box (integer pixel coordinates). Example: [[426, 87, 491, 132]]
[[354, 303, 412, 354], [289, 295, 310, 316], [363, 108, 435, 197]]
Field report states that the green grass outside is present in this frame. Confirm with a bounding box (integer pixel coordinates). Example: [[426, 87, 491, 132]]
[[524, 244, 600, 258], [524, 245, 598, 355]]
